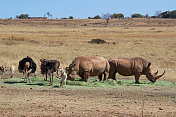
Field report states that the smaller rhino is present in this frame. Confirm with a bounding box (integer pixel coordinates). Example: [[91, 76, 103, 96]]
[[108, 57, 165, 84], [67, 56, 110, 82]]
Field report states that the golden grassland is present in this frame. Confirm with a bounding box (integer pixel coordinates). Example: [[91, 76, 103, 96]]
[[0, 18, 176, 81]]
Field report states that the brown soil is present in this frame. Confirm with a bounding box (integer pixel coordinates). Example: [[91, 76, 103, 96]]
[[0, 84, 176, 117]]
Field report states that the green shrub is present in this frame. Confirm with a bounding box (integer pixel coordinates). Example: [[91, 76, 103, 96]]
[[112, 13, 124, 18], [16, 14, 29, 19], [94, 15, 102, 19], [160, 10, 176, 18], [131, 14, 143, 18]]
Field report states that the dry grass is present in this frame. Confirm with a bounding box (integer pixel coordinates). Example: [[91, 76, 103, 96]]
[[0, 18, 176, 81]]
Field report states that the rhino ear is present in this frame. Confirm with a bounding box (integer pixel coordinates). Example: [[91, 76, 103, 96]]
[[65, 67, 69, 73], [72, 63, 76, 67], [40, 59, 45, 63], [148, 62, 151, 67], [70, 63, 76, 68]]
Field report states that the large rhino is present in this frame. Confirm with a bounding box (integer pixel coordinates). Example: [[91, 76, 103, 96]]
[[108, 57, 165, 84], [67, 56, 110, 82]]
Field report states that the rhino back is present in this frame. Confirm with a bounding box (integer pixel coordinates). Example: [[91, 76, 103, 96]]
[[115, 57, 145, 76], [90, 56, 108, 76], [74, 56, 108, 76]]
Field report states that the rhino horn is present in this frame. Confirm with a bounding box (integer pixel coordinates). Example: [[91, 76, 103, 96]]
[[154, 70, 158, 76], [155, 70, 165, 80]]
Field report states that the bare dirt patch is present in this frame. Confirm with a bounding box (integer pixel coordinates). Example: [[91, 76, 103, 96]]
[[0, 84, 176, 117]]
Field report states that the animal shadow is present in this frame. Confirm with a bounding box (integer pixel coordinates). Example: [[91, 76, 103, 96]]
[[4, 81, 26, 84], [52, 85, 66, 88], [52, 85, 60, 88], [26, 83, 45, 86], [4, 80, 46, 86]]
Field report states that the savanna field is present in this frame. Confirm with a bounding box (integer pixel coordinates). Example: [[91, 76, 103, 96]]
[[0, 18, 176, 117]]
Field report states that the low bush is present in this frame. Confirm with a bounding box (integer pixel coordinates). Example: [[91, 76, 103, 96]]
[[88, 38, 107, 44]]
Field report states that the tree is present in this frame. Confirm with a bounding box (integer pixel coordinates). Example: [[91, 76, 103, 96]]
[[102, 13, 112, 25], [144, 14, 150, 18], [112, 13, 124, 19], [43, 13, 47, 19], [61, 17, 67, 19], [160, 10, 176, 18], [94, 15, 102, 19], [88, 15, 101, 19], [47, 12, 52, 19], [170, 10, 176, 18], [16, 14, 29, 19], [131, 14, 143, 18], [155, 10, 162, 18], [69, 16, 74, 19], [47, 12, 50, 18], [88, 17, 93, 19], [161, 11, 170, 18]]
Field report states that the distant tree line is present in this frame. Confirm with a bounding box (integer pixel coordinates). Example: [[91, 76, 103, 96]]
[[15, 10, 176, 19], [61, 16, 74, 19], [131, 10, 176, 18], [88, 13, 124, 19], [88, 15, 102, 19], [159, 10, 176, 18]]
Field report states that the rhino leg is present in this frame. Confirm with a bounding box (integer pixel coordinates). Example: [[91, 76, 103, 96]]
[[103, 72, 108, 81], [98, 74, 103, 81], [134, 74, 141, 84], [108, 72, 113, 79], [112, 73, 116, 80], [79, 73, 84, 80], [83, 72, 89, 82], [109, 72, 116, 80], [110, 72, 116, 80]]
